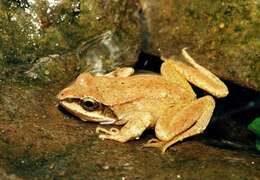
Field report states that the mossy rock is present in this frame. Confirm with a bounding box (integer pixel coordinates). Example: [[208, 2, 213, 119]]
[[140, 0, 260, 91], [0, 0, 141, 81]]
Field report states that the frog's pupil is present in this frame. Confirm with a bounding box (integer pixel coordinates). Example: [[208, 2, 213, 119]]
[[84, 101, 95, 107], [82, 100, 99, 111]]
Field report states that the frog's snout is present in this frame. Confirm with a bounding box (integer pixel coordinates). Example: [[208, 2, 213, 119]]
[[57, 92, 63, 100], [57, 87, 71, 100]]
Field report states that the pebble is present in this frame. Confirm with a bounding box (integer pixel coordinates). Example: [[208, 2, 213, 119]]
[[102, 165, 109, 170]]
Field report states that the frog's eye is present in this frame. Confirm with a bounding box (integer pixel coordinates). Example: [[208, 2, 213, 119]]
[[81, 99, 100, 111]]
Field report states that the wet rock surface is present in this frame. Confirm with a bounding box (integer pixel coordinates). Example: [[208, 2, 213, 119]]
[[0, 0, 141, 77], [0, 77, 259, 179]]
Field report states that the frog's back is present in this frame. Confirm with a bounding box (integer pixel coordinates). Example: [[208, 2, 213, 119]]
[[94, 75, 195, 105]]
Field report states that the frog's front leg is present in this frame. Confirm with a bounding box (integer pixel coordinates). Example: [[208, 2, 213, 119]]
[[96, 112, 153, 143], [98, 67, 134, 77], [144, 95, 215, 153]]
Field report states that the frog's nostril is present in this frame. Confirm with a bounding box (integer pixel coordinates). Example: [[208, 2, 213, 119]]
[[57, 92, 64, 99]]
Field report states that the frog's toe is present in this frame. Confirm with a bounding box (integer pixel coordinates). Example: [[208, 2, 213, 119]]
[[96, 127, 120, 135], [96, 127, 128, 143], [98, 133, 128, 143], [146, 138, 161, 144], [143, 138, 165, 148]]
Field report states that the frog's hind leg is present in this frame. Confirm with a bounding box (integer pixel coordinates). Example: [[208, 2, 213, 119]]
[[144, 95, 215, 153], [161, 48, 228, 98], [161, 56, 195, 97], [96, 112, 153, 143]]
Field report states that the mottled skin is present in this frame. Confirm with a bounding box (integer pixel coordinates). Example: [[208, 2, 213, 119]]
[[57, 48, 228, 153]]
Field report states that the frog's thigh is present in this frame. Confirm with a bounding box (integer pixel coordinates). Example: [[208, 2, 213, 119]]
[[161, 59, 194, 95], [146, 95, 215, 153], [96, 112, 152, 143]]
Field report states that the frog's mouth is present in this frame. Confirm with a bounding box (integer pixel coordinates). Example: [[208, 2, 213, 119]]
[[59, 98, 118, 124]]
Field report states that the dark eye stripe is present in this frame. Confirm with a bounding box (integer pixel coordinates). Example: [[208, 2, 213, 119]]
[[62, 98, 102, 111]]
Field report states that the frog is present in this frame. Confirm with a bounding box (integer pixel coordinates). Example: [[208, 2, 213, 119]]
[[57, 48, 229, 153]]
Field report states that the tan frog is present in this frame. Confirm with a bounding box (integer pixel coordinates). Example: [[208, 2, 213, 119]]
[[57, 48, 228, 153]]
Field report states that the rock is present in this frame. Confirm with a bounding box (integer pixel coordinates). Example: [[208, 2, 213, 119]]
[[1, 0, 259, 91], [140, 0, 260, 91], [25, 53, 79, 83], [0, 0, 141, 78]]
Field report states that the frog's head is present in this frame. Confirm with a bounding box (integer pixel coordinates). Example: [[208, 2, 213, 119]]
[[57, 73, 117, 124]]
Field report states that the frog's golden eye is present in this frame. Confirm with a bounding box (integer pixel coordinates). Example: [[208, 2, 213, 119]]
[[81, 99, 100, 111]]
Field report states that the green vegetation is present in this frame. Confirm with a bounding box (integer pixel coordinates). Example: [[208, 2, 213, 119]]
[[248, 117, 260, 151]]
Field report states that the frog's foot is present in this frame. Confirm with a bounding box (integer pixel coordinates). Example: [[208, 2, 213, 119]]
[[96, 127, 127, 142], [143, 138, 166, 149], [144, 138, 182, 154], [144, 139, 176, 154], [103, 67, 134, 77], [96, 112, 153, 143], [146, 96, 215, 153], [96, 128, 128, 143]]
